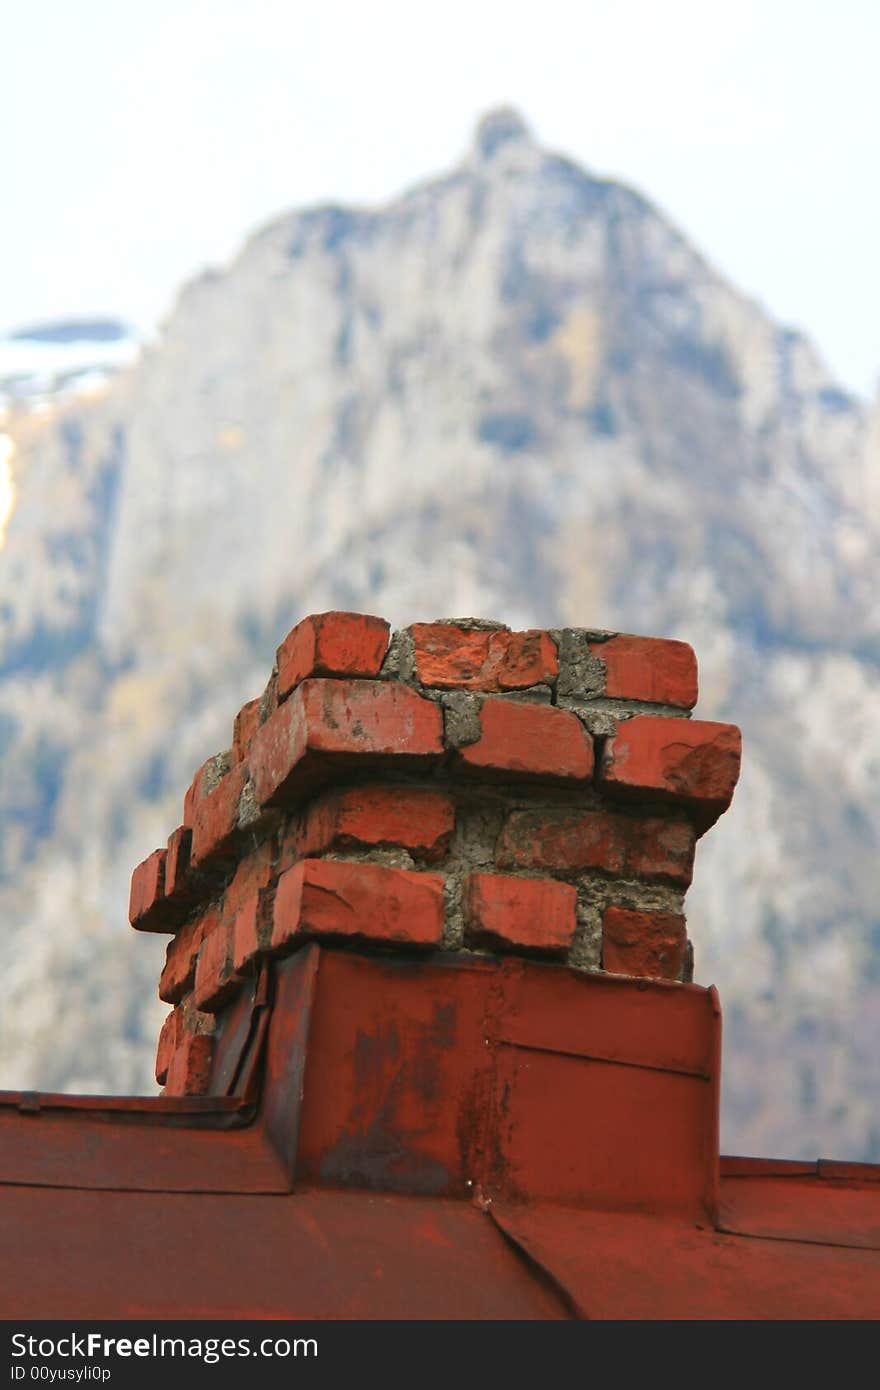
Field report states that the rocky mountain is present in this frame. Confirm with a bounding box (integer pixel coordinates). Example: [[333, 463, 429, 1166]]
[[0, 108, 877, 1159]]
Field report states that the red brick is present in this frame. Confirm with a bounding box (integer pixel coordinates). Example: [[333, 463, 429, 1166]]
[[277, 810, 315, 873], [193, 919, 236, 1013], [298, 786, 455, 862], [589, 636, 698, 708], [464, 872, 577, 954], [334, 786, 454, 860], [497, 808, 624, 873], [232, 697, 262, 763], [271, 863, 307, 949], [599, 715, 741, 830], [155, 1008, 182, 1086], [272, 858, 445, 953], [495, 631, 558, 690], [190, 761, 249, 869], [458, 700, 593, 783], [159, 910, 216, 1004], [183, 753, 230, 829], [164, 1033, 214, 1097], [128, 849, 168, 932], [222, 839, 276, 921], [261, 669, 279, 723], [250, 678, 443, 809], [164, 826, 192, 899], [276, 796, 342, 868], [182, 765, 204, 829], [496, 808, 695, 887], [301, 679, 443, 758], [277, 612, 390, 701], [634, 817, 697, 885], [602, 906, 687, 980], [412, 623, 558, 691], [231, 896, 263, 976]]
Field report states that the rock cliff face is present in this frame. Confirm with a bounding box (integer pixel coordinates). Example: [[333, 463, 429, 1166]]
[[0, 109, 877, 1158]]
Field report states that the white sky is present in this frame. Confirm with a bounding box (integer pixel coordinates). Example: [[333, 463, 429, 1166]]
[[3, 0, 879, 397]]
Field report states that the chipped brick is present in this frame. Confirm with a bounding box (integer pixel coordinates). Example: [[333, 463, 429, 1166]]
[[128, 849, 168, 932], [464, 872, 577, 954], [335, 786, 454, 860], [231, 896, 263, 976], [588, 635, 698, 708], [602, 906, 687, 980], [164, 826, 192, 900], [458, 700, 593, 783], [250, 678, 443, 809], [183, 751, 232, 829], [298, 786, 454, 862], [232, 697, 262, 764], [599, 715, 741, 829], [159, 910, 217, 1005], [155, 1008, 183, 1086], [164, 1033, 214, 1097], [271, 858, 445, 953], [193, 918, 236, 1013], [412, 622, 557, 691], [190, 761, 250, 869], [222, 838, 276, 921], [277, 612, 390, 701], [496, 808, 695, 886]]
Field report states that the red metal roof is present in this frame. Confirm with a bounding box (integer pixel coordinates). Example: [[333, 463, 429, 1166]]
[[2, 945, 878, 1319]]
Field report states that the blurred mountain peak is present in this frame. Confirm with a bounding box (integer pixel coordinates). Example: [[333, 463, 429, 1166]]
[[472, 105, 535, 160]]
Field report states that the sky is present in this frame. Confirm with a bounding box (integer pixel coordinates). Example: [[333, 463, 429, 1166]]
[[3, 0, 879, 398]]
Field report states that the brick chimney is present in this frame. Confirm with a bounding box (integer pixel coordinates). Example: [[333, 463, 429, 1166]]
[[130, 614, 740, 1213]]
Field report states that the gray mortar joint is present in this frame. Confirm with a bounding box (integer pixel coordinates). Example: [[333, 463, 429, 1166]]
[[440, 691, 484, 748], [550, 628, 609, 702], [379, 628, 416, 683], [202, 750, 232, 796], [433, 617, 509, 631], [258, 668, 278, 723], [570, 891, 604, 971], [442, 871, 466, 951]]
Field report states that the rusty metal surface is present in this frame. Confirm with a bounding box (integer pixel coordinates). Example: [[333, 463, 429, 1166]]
[[720, 1156, 819, 1178], [0, 950, 721, 1211], [721, 1155, 880, 1184], [490, 1202, 880, 1320], [210, 965, 261, 1095], [1, 943, 878, 1318], [295, 950, 719, 1217], [0, 1186, 569, 1320], [296, 950, 495, 1198], [492, 966, 717, 1076], [0, 1092, 242, 1114], [490, 1045, 712, 1214], [0, 1107, 287, 1193], [261, 945, 321, 1179], [718, 1174, 880, 1250]]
